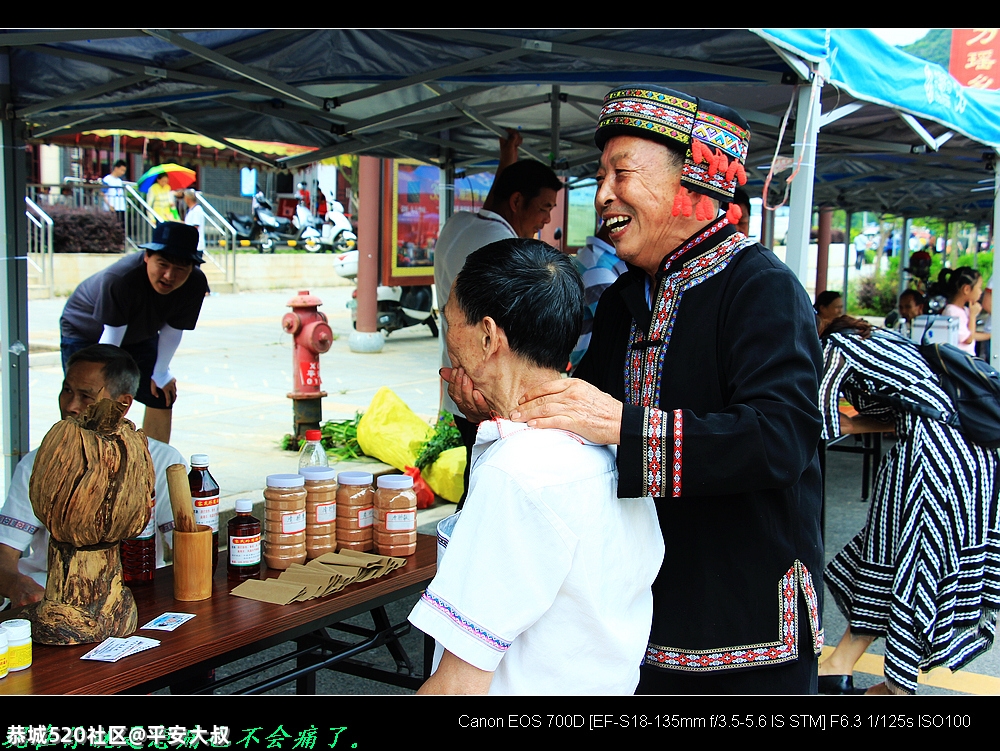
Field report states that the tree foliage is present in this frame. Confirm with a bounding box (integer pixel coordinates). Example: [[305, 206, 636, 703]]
[[901, 29, 951, 67]]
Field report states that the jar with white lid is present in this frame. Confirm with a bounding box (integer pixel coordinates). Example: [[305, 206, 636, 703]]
[[336, 471, 374, 552], [374, 474, 417, 557], [300, 466, 338, 559], [263, 474, 307, 569]]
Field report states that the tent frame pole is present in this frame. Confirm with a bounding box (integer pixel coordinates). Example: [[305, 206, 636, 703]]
[[0, 50, 30, 487], [991, 161, 999, 370], [784, 75, 822, 286]]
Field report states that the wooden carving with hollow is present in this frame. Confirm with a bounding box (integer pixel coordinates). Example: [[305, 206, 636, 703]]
[[25, 399, 155, 645]]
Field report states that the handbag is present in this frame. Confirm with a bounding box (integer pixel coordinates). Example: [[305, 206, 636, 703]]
[[919, 339, 1000, 449]]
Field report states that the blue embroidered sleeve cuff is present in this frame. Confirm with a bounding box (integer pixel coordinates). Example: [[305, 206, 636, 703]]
[[408, 589, 511, 674], [0, 514, 37, 550]]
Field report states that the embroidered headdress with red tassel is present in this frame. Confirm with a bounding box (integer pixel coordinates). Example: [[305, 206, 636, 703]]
[[595, 85, 751, 226]]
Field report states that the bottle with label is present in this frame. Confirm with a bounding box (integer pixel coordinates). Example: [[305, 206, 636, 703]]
[[188, 454, 220, 572], [263, 474, 307, 569], [374, 474, 418, 557], [121, 491, 156, 584], [228, 498, 261, 582]]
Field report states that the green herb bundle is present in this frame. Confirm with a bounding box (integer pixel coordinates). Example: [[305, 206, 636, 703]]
[[280, 412, 365, 462], [414, 412, 462, 470]]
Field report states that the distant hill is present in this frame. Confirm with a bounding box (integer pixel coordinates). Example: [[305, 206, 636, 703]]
[[901, 28, 950, 67]]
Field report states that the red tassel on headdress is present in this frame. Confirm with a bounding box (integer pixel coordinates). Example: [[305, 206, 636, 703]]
[[695, 193, 714, 221], [727, 160, 747, 186], [672, 190, 693, 217], [714, 152, 729, 177], [705, 148, 719, 176], [691, 139, 708, 165], [726, 203, 743, 225]]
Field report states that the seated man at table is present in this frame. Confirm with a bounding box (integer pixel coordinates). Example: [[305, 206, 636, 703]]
[[408, 239, 663, 695], [0, 345, 185, 609]]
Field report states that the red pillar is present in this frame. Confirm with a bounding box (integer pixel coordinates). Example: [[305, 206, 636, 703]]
[[349, 155, 385, 353], [815, 207, 833, 295]]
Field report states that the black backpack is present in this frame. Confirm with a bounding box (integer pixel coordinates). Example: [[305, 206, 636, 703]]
[[920, 341, 1000, 449]]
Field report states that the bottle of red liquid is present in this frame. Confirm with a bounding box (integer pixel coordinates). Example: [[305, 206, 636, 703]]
[[121, 491, 156, 584], [188, 454, 220, 572], [228, 498, 261, 582]]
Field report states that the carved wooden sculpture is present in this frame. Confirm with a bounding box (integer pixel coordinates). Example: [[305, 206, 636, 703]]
[[26, 399, 155, 645]]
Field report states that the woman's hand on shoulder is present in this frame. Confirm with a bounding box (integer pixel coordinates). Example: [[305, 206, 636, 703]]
[[511, 378, 623, 445]]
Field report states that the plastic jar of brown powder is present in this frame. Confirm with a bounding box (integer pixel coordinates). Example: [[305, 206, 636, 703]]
[[374, 474, 417, 557], [300, 466, 338, 559], [263, 474, 307, 569], [336, 471, 374, 552]]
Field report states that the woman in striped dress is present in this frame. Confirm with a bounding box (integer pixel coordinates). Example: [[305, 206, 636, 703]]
[[816, 316, 1000, 695]]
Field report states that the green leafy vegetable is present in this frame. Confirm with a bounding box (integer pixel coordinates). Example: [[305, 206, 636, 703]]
[[414, 412, 462, 470], [280, 413, 365, 462]]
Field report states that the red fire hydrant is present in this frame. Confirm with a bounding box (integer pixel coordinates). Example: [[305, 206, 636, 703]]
[[282, 290, 333, 439]]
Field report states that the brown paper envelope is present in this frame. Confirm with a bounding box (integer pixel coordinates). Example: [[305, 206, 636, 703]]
[[331, 550, 383, 564], [324, 578, 350, 595], [230, 579, 306, 605], [279, 568, 334, 590], [313, 552, 380, 572], [336, 549, 406, 578], [384, 556, 406, 572], [293, 583, 325, 602], [302, 560, 358, 592], [282, 563, 334, 580], [308, 560, 362, 581]]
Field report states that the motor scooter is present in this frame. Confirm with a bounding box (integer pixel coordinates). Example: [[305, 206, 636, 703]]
[[291, 201, 325, 252], [226, 192, 289, 252], [320, 201, 358, 253], [333, 249, 437, 337]]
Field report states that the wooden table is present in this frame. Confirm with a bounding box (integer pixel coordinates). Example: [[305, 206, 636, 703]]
[[0, 535, 436, 694]]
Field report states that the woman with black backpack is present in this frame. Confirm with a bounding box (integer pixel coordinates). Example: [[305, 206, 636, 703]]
[[816, 315, 1000, 695]]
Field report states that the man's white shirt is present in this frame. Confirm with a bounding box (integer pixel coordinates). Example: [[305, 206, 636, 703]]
[[409, 419, 663, 694]]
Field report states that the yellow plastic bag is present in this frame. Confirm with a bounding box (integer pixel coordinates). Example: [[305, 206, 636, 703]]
[[356, 388, 467, 504], [356, 387, 431, 470], [423, 446, 465, 504]]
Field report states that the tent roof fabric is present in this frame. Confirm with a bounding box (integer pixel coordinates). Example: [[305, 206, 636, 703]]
[[6, 28, 998, 220]]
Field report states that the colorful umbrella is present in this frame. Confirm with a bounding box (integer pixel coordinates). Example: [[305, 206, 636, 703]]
[[136, 163, 197, 193]]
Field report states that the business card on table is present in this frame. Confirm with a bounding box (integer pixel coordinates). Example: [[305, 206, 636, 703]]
[[81, 636, 160, 662], [141, 612, 196, 631]]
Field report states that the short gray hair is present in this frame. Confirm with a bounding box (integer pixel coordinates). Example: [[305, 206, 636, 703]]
[[66, 345, 140, 399]]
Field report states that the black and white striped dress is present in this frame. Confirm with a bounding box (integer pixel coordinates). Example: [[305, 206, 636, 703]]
[[821, 329, 1000, 694]]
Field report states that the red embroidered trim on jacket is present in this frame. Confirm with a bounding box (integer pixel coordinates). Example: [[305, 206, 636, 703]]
[[671, 409, 683, 497], [624, 224, 751, 499], [642, 407, 667, 497], [644, 560, 822, 671]]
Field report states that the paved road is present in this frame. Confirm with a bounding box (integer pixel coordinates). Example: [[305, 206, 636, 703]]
[[6, 286, 997, 695]]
